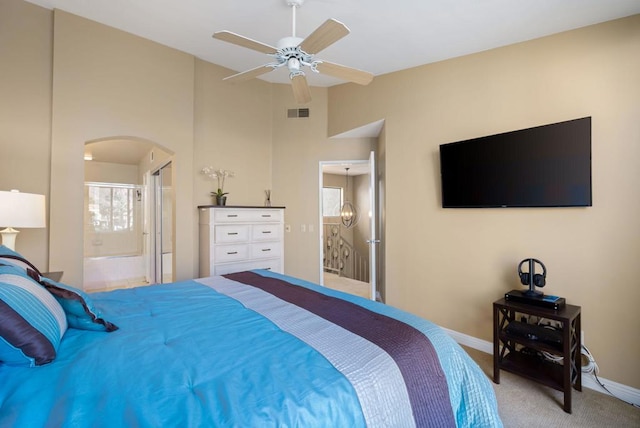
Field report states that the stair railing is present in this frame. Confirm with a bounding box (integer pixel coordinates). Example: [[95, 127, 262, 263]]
[[322, 222, 369, 283]]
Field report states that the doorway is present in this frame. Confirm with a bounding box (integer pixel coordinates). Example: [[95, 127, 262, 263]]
[[319, 151, 378, 300], [82, 138, 174, 290]]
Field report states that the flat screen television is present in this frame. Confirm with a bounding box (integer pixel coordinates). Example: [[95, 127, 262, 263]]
[[439, 117, 592, 208]]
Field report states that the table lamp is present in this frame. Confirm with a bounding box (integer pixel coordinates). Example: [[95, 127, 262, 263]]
[[0, 190, 46, 251]]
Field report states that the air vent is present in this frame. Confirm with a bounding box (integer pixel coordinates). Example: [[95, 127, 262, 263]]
[[287, 108, 310, 118]]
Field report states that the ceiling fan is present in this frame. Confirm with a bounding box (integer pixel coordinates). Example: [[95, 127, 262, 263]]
[[212, 0, 374, 104]]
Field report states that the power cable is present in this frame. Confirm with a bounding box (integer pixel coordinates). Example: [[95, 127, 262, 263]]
[[534, 318, 639, 408], [580, 344, 639, 408]]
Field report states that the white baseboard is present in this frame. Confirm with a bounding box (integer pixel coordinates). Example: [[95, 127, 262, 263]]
[[580, 374, 640, 407], [443, 327, 494, 354], [441, 327, 640, 407]]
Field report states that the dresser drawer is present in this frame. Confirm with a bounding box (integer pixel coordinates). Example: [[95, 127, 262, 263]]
[[252, 224, 281, 241], [213, 210, 249, 223], [215, 225, 250, 243], [251, 242, 281, 259], [249, 210, 282, 222], [214, 244, 249, 263], [214, 209, 283, 223]]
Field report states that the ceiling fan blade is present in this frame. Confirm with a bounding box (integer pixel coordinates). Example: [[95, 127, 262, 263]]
[[223, 65, 275, 83], [213, 30, 276, 54], [291, 74, 312, 104], [316, 61, 374, 85], [298, 19, 350, 54]]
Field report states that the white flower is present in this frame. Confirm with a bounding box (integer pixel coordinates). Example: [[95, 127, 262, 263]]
[[201, 167, 235, 195]]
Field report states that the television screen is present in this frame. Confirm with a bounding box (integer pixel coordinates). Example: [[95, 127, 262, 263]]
[[439, 117, 592, 208]]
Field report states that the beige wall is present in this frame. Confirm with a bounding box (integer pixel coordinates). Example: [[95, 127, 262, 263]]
[[193, 59, 273, 208], [84, 161, 139, 185], [0, 0, 52, 268], [137, 144, 172, 187], [328, 15, 640, 388], [353, 174, 371, 262], [271, 85, 375, 282], [49, 10, 195, 285]]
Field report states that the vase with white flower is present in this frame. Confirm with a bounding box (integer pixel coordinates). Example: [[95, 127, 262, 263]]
[[201, 167, 234, 206]]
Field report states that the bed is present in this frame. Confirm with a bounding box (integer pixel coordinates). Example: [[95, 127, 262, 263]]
[[0, 249, 502, 427]]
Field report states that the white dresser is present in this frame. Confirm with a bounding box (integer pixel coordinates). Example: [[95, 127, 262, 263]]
[[198, 206, 285, 277]]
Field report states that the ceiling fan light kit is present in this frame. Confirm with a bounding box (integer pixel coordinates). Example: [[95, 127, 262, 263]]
[[212, 0, 373, 104]]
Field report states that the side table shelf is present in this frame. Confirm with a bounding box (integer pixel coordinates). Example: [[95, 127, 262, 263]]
[[41, 271, 63, 282], [493, 298, 581, 413]]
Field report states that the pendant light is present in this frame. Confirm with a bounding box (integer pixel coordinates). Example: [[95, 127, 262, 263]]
[[340, 167, 359, 228]]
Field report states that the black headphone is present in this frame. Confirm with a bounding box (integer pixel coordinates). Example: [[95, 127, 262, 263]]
[[518, 258, 546, 288]]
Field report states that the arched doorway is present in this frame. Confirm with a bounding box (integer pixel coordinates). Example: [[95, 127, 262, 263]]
[[82, 137, 173, 291]]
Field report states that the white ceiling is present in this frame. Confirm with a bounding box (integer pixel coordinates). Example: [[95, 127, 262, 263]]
[[25, 0, 640, 87]]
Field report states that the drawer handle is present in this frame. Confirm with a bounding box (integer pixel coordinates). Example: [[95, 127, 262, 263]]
[[261, 249, 271, 252], [227, 214, 238, 218], [261, 214, 272, 217], [227, 251, 238, 255], [262, 231, 272, 234], [227, 232, 238, 235]]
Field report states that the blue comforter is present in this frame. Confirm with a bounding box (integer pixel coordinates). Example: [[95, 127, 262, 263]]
[[0, 270, 502, 427]]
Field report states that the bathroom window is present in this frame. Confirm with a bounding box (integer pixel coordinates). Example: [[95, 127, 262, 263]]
[[85, 182, 137, 233]]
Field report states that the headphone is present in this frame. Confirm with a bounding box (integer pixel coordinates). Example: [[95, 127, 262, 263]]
[[518, 258, 546, 288]]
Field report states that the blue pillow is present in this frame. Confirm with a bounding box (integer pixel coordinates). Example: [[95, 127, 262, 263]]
[[0, 245, 22, 258], [39, 277, 118, 332], [0, 245, 37, 275], [0, 246, 118, 332], [0, 265, 68, 367]]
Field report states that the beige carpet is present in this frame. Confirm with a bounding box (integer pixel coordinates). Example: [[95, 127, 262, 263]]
[[323, 272, 371, 299], [463, 346, 640, 427]]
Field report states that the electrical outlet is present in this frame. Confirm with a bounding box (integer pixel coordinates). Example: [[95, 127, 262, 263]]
[[308, 224, 314, 232], [301, 224, 306, 233]]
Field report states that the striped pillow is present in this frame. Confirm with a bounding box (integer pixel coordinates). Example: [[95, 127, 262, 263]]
[[0, 246, 117, 332], [0, 267, 68, 367]]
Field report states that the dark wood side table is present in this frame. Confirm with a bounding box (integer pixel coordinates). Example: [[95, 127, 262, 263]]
[[41, 271, 63, 282], [493, 298, 581, 413]]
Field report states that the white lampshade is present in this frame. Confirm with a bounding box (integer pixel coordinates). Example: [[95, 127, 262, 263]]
[[0, 190, 46, 228], [0, 190, 46, 250]]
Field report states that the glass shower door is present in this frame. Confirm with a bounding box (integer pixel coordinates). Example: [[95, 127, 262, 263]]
[[152, 161, 173, 284]]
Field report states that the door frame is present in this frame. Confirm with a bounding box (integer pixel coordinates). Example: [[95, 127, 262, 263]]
[[318, 153, 377, 300], [149, 160, 173, 284]]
